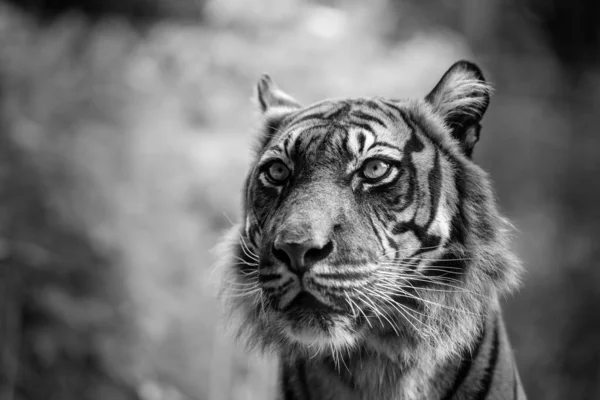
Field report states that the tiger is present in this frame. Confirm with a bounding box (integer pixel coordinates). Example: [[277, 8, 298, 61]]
[[218, 61, 526, 400]]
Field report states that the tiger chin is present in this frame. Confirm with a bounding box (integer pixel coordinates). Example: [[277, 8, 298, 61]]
[[218, 61, 527, 400]]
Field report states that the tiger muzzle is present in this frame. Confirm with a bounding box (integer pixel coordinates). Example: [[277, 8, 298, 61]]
[[272, 234, 334, 276]]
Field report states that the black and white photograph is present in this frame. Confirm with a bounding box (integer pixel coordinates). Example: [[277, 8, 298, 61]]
[[0, 1, 599, 399]]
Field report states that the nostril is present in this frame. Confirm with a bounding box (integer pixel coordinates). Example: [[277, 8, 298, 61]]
[[272, 239, 334, 272], [272, 244, 291, 266], [304, 241, 334, 265]]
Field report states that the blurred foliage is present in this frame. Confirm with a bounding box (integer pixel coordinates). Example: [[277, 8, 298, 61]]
[[5, 0, 205, 23], [0, 0, 599, 399]]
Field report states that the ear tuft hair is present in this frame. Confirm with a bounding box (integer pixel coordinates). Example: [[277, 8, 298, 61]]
[[425, 61, 492, 157], [253, 75, 301, 151], [255, 74, 301, 114]]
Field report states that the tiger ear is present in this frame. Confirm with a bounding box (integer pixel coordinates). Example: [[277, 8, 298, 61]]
[[253, 75, 301, 150], [425, 61, 492, 158], [255, 74, 301, 114]]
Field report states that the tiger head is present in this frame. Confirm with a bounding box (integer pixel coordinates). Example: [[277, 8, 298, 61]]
[[219, 61, 522, 365]]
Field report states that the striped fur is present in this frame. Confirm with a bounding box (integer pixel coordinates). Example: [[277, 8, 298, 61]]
[[218, 61, 525, 399]]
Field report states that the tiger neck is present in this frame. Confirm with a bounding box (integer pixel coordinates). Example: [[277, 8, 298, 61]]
[[281, 304, 521, 400]]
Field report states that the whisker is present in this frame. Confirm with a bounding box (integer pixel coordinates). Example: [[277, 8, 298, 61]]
[[372, 276, 477, 301], [239, 239, 259, 262], [221, 212, 237, 227], [377, 245, 442, 261], [239, 269, 260, 277], [410, 273, 468, 286], [405, 256, 474, 262], [344, 293, 358, 319], [376, 267, 469, 285], [364, 287, 432, 339], [222, 282, 260, 291], [375, 268, 467, 285], [378, 263, 466, 272], [398, 284, 484, 298], [223, 279, 260, 288], [329, 343, 340, 372], [356, 291, 397, 335], [238, 233, 259, 258], [361, 289, 410, 337], [396, 274, 485, 297], [232, 255, 259, 267], [265, 124, 286, 137], [346, 293, 373, 328], [375, 284, 478, 316], [358, 292, 386, 330], [222, 288, 262, 298], [309, 343, 322, 360], [392, 299, 437, 338], [339, 351, 351, 375]]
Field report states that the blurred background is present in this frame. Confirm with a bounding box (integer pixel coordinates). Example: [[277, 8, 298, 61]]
[[0, 0, 599, 399]]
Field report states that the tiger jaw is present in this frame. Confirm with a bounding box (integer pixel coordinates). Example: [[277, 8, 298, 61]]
[[258, 261, 374, 348], [276, 290, 362, 352], [280, 306, 360, 352]]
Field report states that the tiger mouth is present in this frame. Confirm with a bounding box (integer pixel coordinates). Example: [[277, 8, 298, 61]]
[[284, 291, 337, 314]]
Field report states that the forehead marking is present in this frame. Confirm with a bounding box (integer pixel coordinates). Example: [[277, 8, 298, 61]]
[[347, 127, 376, 158], [261, 99, 422, 176]]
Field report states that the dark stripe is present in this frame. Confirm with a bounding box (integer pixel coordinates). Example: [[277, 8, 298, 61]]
[[381, 102, 424, 150], [339, 130, 350, 156], [403, 107, 463, 162], [473, 316, 500, 400], [283, 136, 292, 160], [258, 117, 284, 150], [372, 206, 397, 229], [307, 283, 354, 297], [351, 121, 375, 133], [372, 99, 398, 120], [368, 215, 387, 253], [391, 220, 441, 250], [384, 230, 399, 252], [449, 207, 468, 246], [296, 359, 311, 399], [357, 131, 366, 154], [441, 321, 488, 400], [379, 99, 405, 117], [283, 101, 332, 124], [366, 141, 403, 153], [423, 250, 466, 281], [351, 110, 387, 128], [291, 127, 320, 159], [286, 116, 328, 130], [292, 132, 304, 159], [304, 135, 321, 156], [403, 126, 425, 154], [425, 149, 442, 229], [323, 102, 351, 120], [313, 271, 369, 280]]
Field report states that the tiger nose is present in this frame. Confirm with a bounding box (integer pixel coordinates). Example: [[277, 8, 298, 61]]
[[272, 237, 334, 274]]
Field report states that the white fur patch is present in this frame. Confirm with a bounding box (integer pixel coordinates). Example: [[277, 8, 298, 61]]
[[283, 314, 358, 355], [430, 77, 492, 119]]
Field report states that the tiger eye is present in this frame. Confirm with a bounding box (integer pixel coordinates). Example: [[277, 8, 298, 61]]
[[267, 161, 290, 183], [363, 159, 390, 180]]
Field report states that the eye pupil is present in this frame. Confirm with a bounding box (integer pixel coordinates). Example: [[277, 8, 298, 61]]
[[364, 159, 389, 180], [267, 162, 290, 183]]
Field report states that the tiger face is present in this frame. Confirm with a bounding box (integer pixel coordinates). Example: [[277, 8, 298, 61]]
[[221, 61, 521, 363]]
